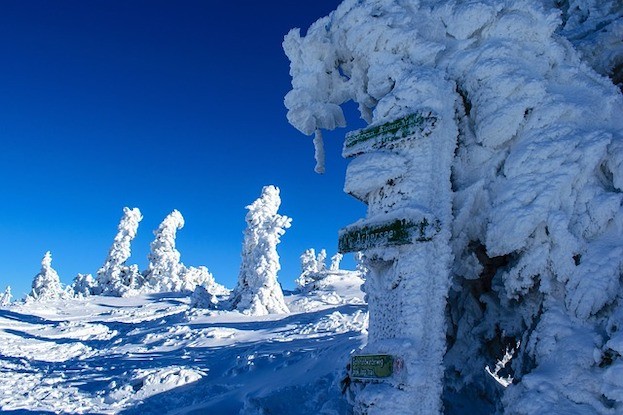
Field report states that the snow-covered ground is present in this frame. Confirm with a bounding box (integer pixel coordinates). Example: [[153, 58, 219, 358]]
[[0, 272, 366, 414]]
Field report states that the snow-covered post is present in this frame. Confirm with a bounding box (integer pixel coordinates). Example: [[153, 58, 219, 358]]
[[230, 185, 292, 315], [96, 207, 143, 296], [144, 210, 185, 292], [338, 108, 456, 413], [29, 251, 65, 301], [284, 5, 458, 412]]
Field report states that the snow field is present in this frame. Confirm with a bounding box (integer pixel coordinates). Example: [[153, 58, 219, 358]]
[[0, 271, 366, 414]]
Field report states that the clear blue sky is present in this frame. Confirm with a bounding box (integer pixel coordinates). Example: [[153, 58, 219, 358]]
[[0, 0, 367, 298]]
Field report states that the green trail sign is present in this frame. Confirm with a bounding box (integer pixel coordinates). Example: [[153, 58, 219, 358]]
[[343, 110, 438, 158], [338, 217, 440, 253], [351, 354, 394, 379]]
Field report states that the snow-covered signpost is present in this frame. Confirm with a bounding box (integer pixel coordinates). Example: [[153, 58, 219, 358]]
[[338, 109, 455, 413]]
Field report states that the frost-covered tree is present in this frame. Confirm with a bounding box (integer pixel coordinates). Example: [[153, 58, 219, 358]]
[[188, 267, 230, 309], [28, 251, 64, 301], [354, 252, 368, 277], [230, 185, 292, 315], [180, 265, 227, 294], [71, 273, 96, 298], [1, 286, 12, 306], [285, 1, 623, 413], [96, 207, 143, 297], [143, 210, 185, 292], [296, 248, 343, 290], [316, 248, 327, 272], [295, 248, 319, 289], [329, 253, 343, 271]]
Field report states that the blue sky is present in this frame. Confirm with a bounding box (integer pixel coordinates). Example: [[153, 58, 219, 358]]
[[0, 0, 367, 297]]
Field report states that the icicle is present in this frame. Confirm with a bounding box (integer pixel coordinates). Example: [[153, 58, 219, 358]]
[[313, 129, 325, 174], [485, 341, 520, 387]]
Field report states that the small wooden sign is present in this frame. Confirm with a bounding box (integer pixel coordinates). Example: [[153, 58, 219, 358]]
[[338, 217, 440, 253], [343, 110, 438, 158], [351, 354, 394, 379]]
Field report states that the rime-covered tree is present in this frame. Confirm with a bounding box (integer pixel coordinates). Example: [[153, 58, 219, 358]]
[[354, 252, 368, 277], [230, 185, 291, 315], [28, 251, 64, 301], [285, 1, 623, 413], [1, 286, 12, 306], [296, 248, 342, 290], [143, 209, 185, 292], [329, 253, 343, 271], [295, 248, 319, 289], [71, 273, 96, 298], [179, 265, 225, 294], [316, 249, 327, 272], [96, 207, 143, 296]]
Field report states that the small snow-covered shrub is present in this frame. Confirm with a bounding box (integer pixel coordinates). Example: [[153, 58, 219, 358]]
[[71, 273, 96, 297], [28, 251, 65, 301], [0, 286, 12, 306]]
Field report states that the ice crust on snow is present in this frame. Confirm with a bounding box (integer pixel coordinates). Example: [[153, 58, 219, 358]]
[[284, 0, 623, 413]]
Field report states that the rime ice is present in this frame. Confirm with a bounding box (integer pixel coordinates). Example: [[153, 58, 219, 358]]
[[230, 185, 292, 315], [285, 0, 623, 413]]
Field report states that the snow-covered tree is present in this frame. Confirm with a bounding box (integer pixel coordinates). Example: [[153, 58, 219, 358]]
[[329, 253, 343, 271], [190, 285, 219, 309], [28, 251, 64, 301], [143, 210, 185, 292], [295, 248, 319, 289], [96, 207, 143, 297], [296, 248, 343, 290], [230, 185, 292, 315], [285, 1, 623, 413], [354, 252, 368, 277], [0, 286, 12, 306], [188, 267, 230, 309], [316, 249, 327, 272], [180, 265, 227, 294], [71, 273, 96, 298]]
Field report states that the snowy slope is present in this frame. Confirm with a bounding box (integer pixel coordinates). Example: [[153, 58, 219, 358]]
[[0, 272, 366, 414]]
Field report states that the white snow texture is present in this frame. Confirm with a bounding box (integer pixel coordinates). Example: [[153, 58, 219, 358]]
[[285, 0, 623, 413]]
